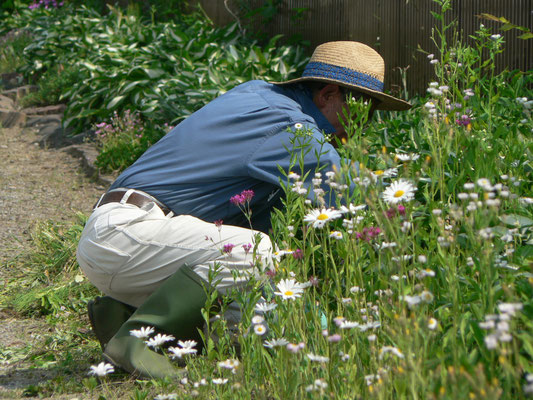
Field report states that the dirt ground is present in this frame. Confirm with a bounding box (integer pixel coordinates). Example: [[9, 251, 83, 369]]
[[0, 124, 109, 398]]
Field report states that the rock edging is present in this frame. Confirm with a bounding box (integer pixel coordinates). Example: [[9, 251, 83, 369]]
[[0, 76, 116, 187]]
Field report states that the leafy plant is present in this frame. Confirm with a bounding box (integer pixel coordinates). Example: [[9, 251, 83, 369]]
[[19, 63, 80, 107], [0, 28, 32, 73]]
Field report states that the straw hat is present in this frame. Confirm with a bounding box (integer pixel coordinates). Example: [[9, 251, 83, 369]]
[[274, 41, 411, 111]]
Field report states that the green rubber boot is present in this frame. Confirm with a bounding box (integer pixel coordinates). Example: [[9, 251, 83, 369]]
[[103, 266, 211, 379], [88, 296, 136, 350]]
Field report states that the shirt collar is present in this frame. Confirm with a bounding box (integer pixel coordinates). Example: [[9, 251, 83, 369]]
[[279, 83, 336, 135]]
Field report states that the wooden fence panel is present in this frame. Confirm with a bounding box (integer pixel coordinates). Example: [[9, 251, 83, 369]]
[[196, 0, 532, 96]]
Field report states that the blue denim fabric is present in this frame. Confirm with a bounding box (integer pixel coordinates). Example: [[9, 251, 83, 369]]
[[111, 80, 346, 232]]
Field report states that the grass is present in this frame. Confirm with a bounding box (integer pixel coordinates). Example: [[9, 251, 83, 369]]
[[0, 29, 31, 74], [0, 1, 531, 399]]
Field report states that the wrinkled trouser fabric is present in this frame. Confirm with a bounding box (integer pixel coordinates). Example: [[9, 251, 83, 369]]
[[76, 201, 274, 308]]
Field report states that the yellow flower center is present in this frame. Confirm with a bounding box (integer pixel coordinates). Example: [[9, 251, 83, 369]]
[[394, 190, 405, 198], [284, 290, 294, 296], [374, 170, 384, 175], [317, 213, 329, 220]]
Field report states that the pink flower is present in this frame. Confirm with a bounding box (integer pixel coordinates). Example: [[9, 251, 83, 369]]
[[356, 226, 382, 242], [328, 334, 342, 343], [265, 269, 276, 278], [242, 243, 252, 254], [241, 190, 254, 202], [230, 194, 245, 205], [214, 219, 223, 228], [292, 249, 303, 260], [230, 190, 255, 206], [308, 276, 320, 287], [223, 243, 235, 254]]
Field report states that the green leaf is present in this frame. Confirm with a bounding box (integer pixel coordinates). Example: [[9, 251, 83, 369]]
[[145, 69, 165, 79], [518, 32, 533, 40], [107, 95, 126, 109], [500, 214, 533, 228]]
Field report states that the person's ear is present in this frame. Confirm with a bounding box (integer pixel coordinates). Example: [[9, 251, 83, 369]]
[[314, 84, 341, 108]]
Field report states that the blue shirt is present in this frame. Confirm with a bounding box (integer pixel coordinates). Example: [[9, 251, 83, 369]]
[[111, 80, 344, 232]]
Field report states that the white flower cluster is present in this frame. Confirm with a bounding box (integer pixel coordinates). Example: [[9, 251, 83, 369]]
[[480, 302, 522, 349], [427, 81, 449, 97], [516, 96, 532, 109], [400, 290, 434, 308]]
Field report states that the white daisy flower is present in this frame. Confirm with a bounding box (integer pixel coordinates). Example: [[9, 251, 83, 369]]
[[154, 394, 178, 400], [330, 231, 343, 240], [306, 378, 328, 392], [428, 318, 438, 330], [168, 347, 194, 359], [379, 346, 404, 359], [145, 333, 175, 348], [358, 321, 381, 331], [287, 171, 300, 180], [88, 362, 114, 377], [254, 324, 267, 336], [212, 378, 228, 385], [339, 320, 360, 329], [272, 249, 293, 261], [395, 153, 420, 162], [303, 208, 342, 228], [498, 302, 523, 316], [417, 268, 436, 278], [350, 286, 364, 293], [263, 338, 289, 348], [371, 168, 398, 180], [306, 353, 330, 363], [218, 359, 240, 371], [420, 290, 434, 303], [177, 340, 197, 350], [476, 178, 492, 190], [254, 301, 278, 313], [294, 123, 304, 129], [340, 203, 366, 214], [130, 326, 155, 339], [382, 179, 417, 204], [401, 295, 422, 308], [274, 278, 305, 300], [251, 315, 265, 324]]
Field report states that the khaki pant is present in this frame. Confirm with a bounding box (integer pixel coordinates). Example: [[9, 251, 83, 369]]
[[77, 198, 273, 308]]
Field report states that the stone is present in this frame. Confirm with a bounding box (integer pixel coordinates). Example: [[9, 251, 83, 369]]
[[0, 72, 23, 90], [22, 104, 66, 116], [1, 85, 38, 102], [26, 114, 62, 128], [0, 109, 26, 128], [36, 122, 93, 149], [0, 95, 15, 110], [64, 143, 116, 186]]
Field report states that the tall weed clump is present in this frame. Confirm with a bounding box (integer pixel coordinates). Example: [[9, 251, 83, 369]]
[[131, 2, 531, 399]]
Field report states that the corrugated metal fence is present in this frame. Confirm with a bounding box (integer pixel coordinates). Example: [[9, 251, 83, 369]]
[[196, 0, 532, 96]]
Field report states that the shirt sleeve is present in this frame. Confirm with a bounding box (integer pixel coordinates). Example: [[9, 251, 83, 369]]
[[246, 123, 350, 207]]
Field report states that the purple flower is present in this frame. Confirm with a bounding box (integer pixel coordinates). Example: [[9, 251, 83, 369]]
[[356, 226, 382, 242], [328, 334, 342, 343], [456, 114, 472, 126], [241, 190, 254, 202], [230, 194, 245, 206], [230, 189, 255, 206], [242, 243, 252, 254], [223, 243, 235, 254], [292, 249, 303, 260], [214, 219, 223, 228]]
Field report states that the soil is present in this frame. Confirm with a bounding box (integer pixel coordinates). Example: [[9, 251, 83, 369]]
[[0, 124, 112, 399]]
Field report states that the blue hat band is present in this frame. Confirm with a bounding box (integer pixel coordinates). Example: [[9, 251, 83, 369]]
[[302, 61, 384, 92]]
